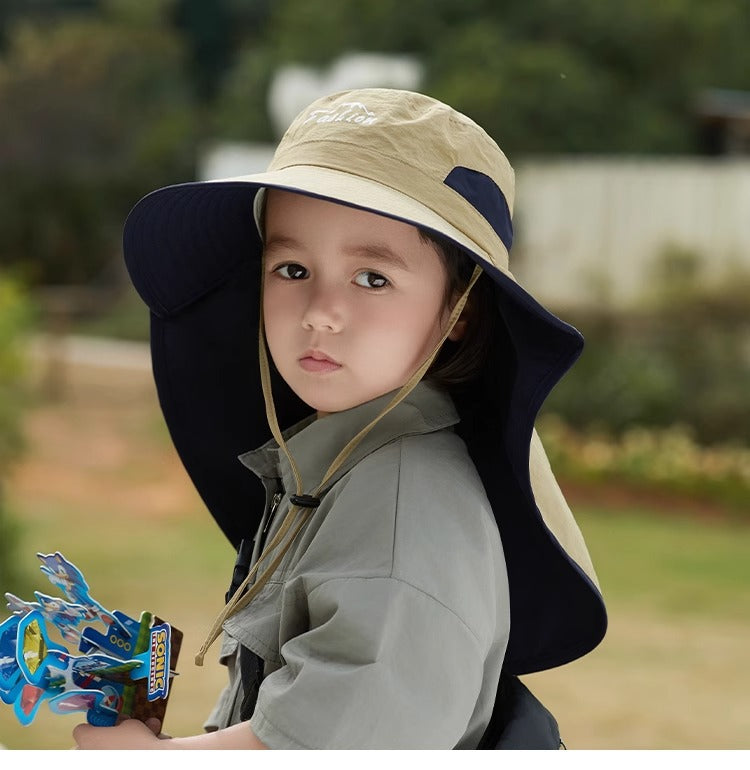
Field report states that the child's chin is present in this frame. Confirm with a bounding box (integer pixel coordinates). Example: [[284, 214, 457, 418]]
[[292, 379, 407, 415], [298, 390, 364, 415], [303, 389, 400, 417], [292, 389, 343, 415], [305, 398, 352, 415]]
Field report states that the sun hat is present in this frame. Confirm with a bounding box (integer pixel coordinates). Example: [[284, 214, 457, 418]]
[[123, 88, 607, 675]]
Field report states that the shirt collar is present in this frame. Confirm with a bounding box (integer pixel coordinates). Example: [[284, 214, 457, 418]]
[[238, 381, 459, 494]]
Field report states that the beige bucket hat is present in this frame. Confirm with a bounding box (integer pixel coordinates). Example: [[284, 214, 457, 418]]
[[124, 88, 606, 674]]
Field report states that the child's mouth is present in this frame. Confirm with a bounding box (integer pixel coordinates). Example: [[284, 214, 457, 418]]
[[299, 355, 342, 373]]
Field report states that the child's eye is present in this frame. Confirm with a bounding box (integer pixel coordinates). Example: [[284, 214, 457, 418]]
[[353, 271, 390, 289], [274, 263, 309, 280]]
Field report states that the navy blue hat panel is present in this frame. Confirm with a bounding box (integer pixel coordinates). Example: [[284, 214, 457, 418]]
[[443, 166, 513, 252], [124, 183, 262, 319], [150, 261, 311, 547], [479, 453, 607, 673], [451, 268, 605, 673]]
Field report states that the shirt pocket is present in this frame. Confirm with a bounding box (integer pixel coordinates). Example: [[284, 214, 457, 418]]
[[222, 575, 284, 666], [217, 630, 239, 665]]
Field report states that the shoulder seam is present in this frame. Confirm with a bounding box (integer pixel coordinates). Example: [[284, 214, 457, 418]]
[[306, 573, 483, 647]]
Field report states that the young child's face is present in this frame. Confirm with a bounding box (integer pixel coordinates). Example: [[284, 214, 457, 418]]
[[262, 189, 451, 415]]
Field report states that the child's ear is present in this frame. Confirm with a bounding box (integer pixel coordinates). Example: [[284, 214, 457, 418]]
[[448, 316, 468, 341], [447, 293, 471, 341]]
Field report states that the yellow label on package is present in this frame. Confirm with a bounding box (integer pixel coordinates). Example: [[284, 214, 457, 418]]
[[147, 623, 170, 700]]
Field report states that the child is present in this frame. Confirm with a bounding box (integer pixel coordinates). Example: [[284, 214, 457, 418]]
[[74, 88, 606, 749]]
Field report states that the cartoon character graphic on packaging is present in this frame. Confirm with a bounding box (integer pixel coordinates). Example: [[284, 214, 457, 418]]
[[0, 552, 182, 728], [37, 553, 121, 630], [33, 593, 88, 644], [4, 593, 41, 618]]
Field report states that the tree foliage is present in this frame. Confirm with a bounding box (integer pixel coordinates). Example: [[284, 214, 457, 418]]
[[234, 0, 750, 154], [0, 12, 195, 285], [0, 0, 748, 286]]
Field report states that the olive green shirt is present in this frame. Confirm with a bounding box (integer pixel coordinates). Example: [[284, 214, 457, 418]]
[[204, 382, 510, 748]]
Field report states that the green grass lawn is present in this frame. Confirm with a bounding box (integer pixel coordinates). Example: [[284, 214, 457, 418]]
[[523, 504, 750, 749], [575, 505, 750, 621]]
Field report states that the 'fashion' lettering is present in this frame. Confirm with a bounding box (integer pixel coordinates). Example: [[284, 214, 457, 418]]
[[302, 102, 378, 127]]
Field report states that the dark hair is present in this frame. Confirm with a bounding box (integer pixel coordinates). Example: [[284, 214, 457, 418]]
[[418, 229, 498, 391]]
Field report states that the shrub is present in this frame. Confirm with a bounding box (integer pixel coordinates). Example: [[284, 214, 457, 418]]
[[543, 271, 750, 447], [0, 275, 33, 590], [539, 415, 750, 514]]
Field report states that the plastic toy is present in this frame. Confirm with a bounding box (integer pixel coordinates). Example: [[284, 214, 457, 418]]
[[0, 552, 182, 727]]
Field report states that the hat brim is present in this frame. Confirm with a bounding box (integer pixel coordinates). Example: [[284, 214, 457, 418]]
[[124, 176, 606, 674], [224, 164, 509, 272]]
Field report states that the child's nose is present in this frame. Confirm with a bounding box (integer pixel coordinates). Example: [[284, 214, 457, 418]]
[[301, 284, 344, 333]]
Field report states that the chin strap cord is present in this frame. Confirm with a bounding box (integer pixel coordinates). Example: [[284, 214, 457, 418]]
[[195, 263, 482, 665]]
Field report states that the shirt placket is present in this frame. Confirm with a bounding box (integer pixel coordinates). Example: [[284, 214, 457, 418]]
[[225, 476, 284, 603]]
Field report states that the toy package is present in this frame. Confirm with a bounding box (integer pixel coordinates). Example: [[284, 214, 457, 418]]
[[0, 552, 181, 728]]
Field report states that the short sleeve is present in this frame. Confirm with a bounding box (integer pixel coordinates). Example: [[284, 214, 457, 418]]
[[249, 575, 485, 749]]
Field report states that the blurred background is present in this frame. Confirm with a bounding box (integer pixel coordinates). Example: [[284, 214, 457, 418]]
[[0, 0, 748, 749]]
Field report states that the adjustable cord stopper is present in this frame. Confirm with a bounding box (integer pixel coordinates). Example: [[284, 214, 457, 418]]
[[289, 494, 321, 509]]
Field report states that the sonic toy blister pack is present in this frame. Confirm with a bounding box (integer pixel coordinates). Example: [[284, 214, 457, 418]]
[[0, 552, 182, 727]]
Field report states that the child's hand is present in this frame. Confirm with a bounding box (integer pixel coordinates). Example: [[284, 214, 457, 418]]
[[73, 717, 172, 749], [138, 716, 171, 738]]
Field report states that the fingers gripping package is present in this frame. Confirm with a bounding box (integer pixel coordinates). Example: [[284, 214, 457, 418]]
[[0, 552, 182, 727]]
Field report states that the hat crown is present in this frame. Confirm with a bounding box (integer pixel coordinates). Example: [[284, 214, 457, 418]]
[[269, 88, 516, 270]]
